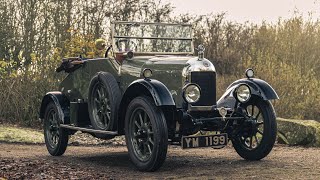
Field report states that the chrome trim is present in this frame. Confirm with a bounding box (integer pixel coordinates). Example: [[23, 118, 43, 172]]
[[124, 52, 193, 55], [114, 36, 192, 41], [217, 107, 227, 118], [245, 68, 255, 79], [191, 27, 194, 57], [182, 58, 217, 107], [188, 105, 233, 113], [182, 58, 216, 83], [186, 58, 216, 72], [197, 45, 205, 60], [111, 22, 116, 58], [111, 21, 194, 54], [235, 84, 251, 103], [112, 21, 192, 26], [110, 23, 121, 75], [188, 105, 215, 112], [183, 83, 201, 103]]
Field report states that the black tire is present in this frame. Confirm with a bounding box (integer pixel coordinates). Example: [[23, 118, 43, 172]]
[[88, 72, 121, 132], [125, 96, 168, 172], [232, 97, 277, 160], [44, 102, 68, 156]]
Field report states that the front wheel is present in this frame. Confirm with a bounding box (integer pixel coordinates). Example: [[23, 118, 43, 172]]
[[125, 96, 168, 172], [232, 97, 277, 160]]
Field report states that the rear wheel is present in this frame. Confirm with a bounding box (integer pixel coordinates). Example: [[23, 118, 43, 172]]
[[44, 102, 68, 156], [88, 72, 120, 138], [232, 97, 277, 160], [125, 96, 168, 172]]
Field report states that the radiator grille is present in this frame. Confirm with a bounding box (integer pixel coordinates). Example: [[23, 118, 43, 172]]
[[191, 72, 216, 106]]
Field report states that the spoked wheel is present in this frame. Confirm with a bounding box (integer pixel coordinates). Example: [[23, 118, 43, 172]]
[[44, 102, 68, 156], [88, 72, 120, 133], [125, 96, 168, 172], [232, 97, 277, 160], [130, 108, 154, 161], [91, 82, 112, 129]]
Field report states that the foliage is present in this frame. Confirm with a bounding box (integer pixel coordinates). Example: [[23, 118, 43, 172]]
[[194, 15, 320, 120], [1, 0, 320, 125]]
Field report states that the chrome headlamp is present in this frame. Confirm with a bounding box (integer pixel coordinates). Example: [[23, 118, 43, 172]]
[[236, 84, 251, 103], [183, 83, 201, 103], [245, 68, 254, 78], [142, 68, 152, 79]]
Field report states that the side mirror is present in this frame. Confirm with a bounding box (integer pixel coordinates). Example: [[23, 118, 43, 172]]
[[95, 39, 106, 50]]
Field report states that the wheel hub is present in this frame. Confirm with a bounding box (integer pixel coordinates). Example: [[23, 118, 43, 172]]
[[245, 119, 259, 136], [49, 125, 58, 131], [136, 126, 149, 142]]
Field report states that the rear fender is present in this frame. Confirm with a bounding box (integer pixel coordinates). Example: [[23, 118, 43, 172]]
[[39, 91, 70, 124]]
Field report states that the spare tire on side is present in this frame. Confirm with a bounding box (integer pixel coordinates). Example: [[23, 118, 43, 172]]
[[88, 72, 121, 134]]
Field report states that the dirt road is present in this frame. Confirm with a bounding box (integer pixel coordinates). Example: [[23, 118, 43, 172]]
[[0, 143, 319, 179]]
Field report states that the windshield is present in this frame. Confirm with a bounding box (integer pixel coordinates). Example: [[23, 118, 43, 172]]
[[112, 22, 194, 54]]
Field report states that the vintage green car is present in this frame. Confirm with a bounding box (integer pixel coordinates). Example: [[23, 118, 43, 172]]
[[39, 21, 279, 171]]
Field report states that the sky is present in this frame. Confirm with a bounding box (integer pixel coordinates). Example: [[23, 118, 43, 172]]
[[163, 0, 320, 24]]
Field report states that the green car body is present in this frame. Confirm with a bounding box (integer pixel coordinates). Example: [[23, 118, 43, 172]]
[[59, 56, 202, 108], [40, 21, 279, 172]]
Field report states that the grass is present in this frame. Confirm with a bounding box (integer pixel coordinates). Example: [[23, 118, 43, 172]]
[[0, 118, 319, 147], [0, 125, 44, 144]]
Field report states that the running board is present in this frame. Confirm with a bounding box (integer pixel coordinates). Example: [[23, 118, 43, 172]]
[[60, 124, 118, 135]]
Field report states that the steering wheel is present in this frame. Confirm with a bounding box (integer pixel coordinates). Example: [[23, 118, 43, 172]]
[[115, 39, 138, 52]]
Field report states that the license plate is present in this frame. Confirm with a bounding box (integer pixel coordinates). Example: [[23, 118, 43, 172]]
[[181, 133, 228, 149]]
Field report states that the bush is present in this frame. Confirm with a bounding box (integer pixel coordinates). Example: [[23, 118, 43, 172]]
[[2, 8, 320, 125]]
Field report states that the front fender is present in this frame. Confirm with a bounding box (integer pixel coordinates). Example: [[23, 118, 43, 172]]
[[39, 91, 70, 123], [123, 79, 175, 106], [217, 78, 279, 108]]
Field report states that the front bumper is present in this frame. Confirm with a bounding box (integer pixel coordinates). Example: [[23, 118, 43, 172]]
[[192, 116, 244, 125], [185, 105, 244, 125], [187, 105, 216, 112]]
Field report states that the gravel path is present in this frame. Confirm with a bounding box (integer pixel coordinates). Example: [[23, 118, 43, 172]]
[[1, 143, 319, 179]]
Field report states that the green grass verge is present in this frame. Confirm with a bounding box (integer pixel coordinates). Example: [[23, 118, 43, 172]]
[[0, 125, 44, 144], [0, 118, 319, 146]]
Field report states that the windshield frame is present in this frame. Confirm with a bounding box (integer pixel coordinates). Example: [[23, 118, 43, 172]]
[[111, 21, 194, 55]]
